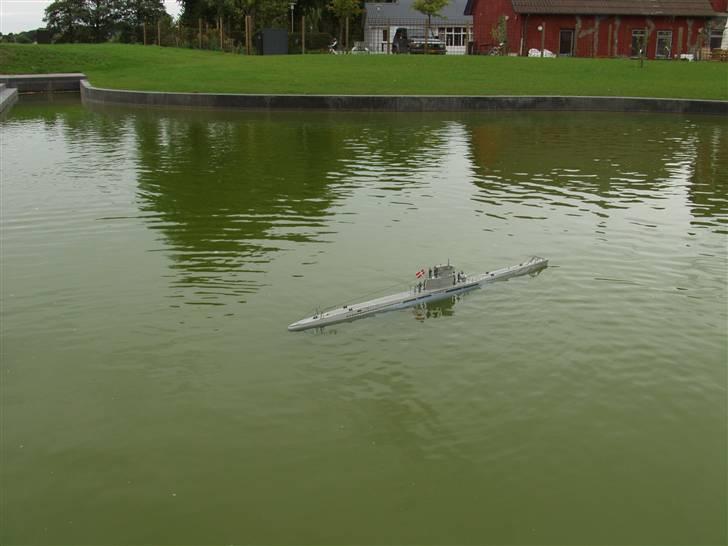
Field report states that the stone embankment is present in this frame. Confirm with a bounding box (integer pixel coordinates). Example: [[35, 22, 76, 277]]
[[0, 73, 86, 115], [0, 73, 87, 93], [0, 83, 18, 114], [78, 80, 728, 115], [0, 72, 726, 115]]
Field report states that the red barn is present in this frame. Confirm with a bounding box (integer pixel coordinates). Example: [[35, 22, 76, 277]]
[[464, 0, 728, 58]]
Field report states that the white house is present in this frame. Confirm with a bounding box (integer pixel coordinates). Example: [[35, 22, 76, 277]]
[[364, 0, 474, 54]]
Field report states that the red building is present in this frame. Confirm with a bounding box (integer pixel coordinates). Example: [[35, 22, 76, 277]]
[[464, 0, 728, 58]]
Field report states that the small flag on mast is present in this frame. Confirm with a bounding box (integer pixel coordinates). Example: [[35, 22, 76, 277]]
[[415, 268, 425, 278]]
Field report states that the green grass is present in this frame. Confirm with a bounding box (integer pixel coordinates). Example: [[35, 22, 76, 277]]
[[1, 43, 726, 99]]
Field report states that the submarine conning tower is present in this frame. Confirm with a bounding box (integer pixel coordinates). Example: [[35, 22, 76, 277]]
[[424, 264, 458, 290]]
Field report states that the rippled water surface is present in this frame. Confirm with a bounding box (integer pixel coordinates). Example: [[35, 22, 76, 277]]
[[1, 97, 726, 545]]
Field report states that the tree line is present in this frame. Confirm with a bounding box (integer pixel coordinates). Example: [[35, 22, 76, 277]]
[[4, 0, 449, 50], [41, 0, 168, 43], [34, 0, 365, 46]]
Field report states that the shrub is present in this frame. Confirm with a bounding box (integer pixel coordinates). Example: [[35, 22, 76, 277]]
[[288, 31, 333, 53]]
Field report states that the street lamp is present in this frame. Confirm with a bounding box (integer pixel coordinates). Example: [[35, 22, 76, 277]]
[[537, 24, 544, 57], [290, 1, 296, 33]]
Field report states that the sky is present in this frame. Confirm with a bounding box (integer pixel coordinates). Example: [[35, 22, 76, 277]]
[[0, 0, 181, 34]]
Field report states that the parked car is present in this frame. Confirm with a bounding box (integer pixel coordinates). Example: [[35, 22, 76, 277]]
[[391, 27, 446, 55]]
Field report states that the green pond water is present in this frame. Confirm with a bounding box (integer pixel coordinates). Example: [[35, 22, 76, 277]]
[[1, 97, 726, 545]]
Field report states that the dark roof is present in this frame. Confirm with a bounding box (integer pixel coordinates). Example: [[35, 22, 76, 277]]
[[509, 0, 718, 16], [366, 0, 472, 25]]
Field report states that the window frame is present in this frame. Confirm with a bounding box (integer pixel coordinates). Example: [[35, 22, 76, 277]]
[[631, 29, 648, 57], [558, 28, 575, 56], [655, 30, 673, 59]]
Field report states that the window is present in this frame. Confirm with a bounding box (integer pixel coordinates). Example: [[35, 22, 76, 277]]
[[631, 29, 647, 57], [438, 26, 468, 47], [655, 30, 672, 59], [709, 29, 723, 50]]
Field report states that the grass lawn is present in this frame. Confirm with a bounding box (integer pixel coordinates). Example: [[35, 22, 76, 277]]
[[1, 43, 726, 100]]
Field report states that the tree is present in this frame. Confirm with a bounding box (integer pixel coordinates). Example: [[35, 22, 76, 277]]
[[180, 0, 290, 36], [117, 0, 168, 42], [85, 0, 123, 42], [328, 0, 360, 49], [490, 14, 507, 53], [412, 0, 449, 53], [44, 0, 86, 42]]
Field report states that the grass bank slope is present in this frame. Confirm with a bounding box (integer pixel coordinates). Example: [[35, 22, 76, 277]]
[[1, 43, 726, 99]]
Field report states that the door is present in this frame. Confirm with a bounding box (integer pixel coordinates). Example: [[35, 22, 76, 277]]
[[559, 29, 574, 56]]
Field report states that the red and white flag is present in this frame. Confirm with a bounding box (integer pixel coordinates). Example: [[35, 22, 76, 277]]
[[415, 268, 425, 278]]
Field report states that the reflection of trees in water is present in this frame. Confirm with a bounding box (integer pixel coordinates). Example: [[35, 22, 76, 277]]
[[465, 113, 728, 231], [10, 98, 132, 160], [336, 118, 452, 193], [124, 107, 452, 302], [129, 110, 453, 303], [132, 113, 347, 302]]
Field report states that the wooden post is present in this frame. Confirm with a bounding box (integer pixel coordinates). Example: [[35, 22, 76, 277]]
[[198, 18, 202, 49], [607, 23, 612, 56], [157, 20, 161, 46], [219, 17, 223, 51], [520, 15, 527, 56], [302, 15, 306, 54], [143, 21, 147, 45], [345, 17, 349, 52], [540, 21, 545, 57], [245, 15, 252, 55], [677, 26, 684, 56]]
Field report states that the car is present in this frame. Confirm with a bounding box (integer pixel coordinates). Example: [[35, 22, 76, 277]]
[[391, 27, 446, 55]]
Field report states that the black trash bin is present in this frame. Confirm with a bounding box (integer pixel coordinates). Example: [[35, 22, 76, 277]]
[[255, 28, 288, 55]]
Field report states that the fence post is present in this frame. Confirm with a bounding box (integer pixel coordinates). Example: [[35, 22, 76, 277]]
[[157, 20, 161, 46], [143, 21, 147, 45], [219, 17, 223, 51], [198, 18, 202, 49], [302, 16, 305, 54], [345, 17, 349, 51]]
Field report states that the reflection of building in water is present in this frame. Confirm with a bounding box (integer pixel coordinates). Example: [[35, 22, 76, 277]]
[[466, 114, 727, 217], [468, 114, 679, 203], [686, 123, 727, 228]]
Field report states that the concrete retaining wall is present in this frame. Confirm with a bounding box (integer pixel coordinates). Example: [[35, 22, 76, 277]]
[[0, 73, 86, 93], [80, 79, 728, 115], [0, 84, 19, 115]]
